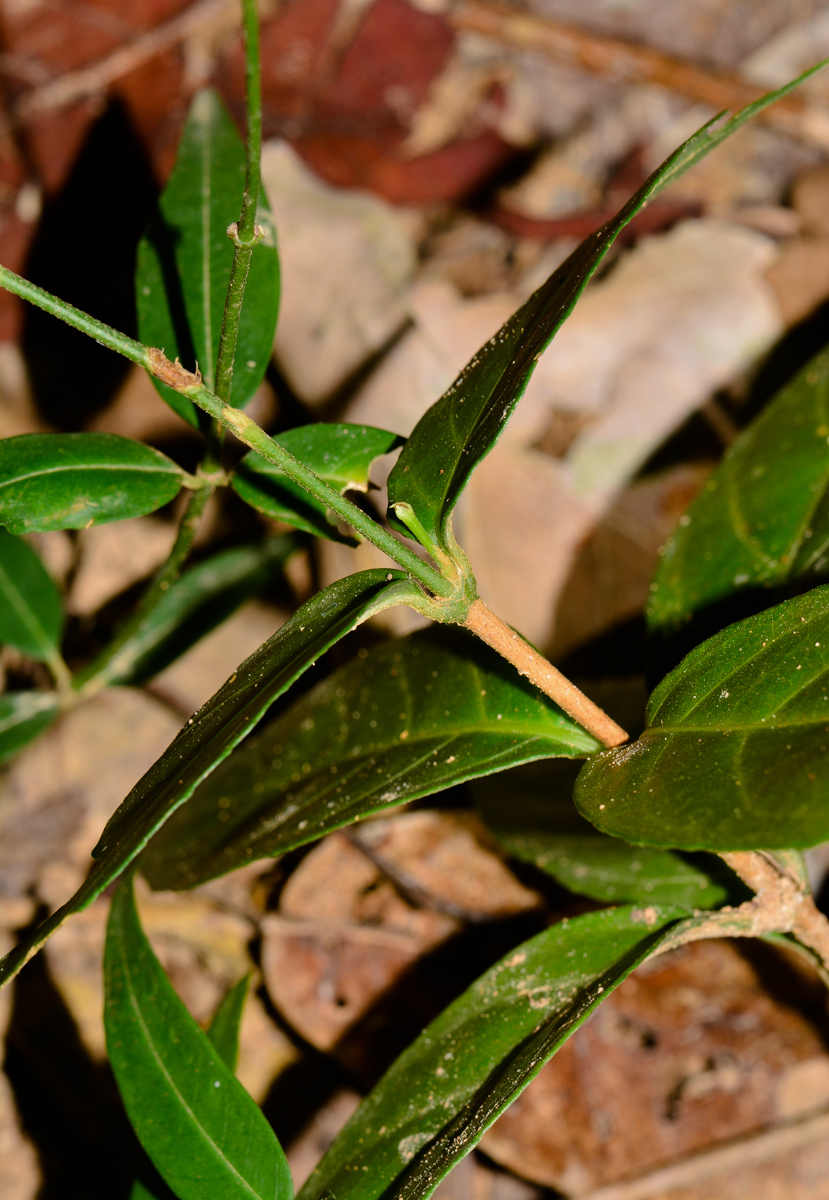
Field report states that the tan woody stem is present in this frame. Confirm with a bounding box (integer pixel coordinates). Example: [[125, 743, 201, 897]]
[[463, 599, 629, 748]]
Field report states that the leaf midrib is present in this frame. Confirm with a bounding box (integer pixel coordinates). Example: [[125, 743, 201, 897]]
[[0, 558, 54, 658], [0, 461, 178, 489], [119, 920, 266, 1200]]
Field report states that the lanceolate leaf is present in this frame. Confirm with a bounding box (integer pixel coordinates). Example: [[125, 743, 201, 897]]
[[0, 570, 417, 990], [474, 761, 733, 908], [128, 976, 251, 1200], [386, 66, 825, 556], [0, 691, 59, 764], [0, 529, 62, 659], [232, 424, 403, 542], [83, 535, 299, 689], [575, 585, 829, 851], [298, 906, 686, 1200], [649, 346, 829, 636], [141, 629, 599, 891], [137, 88, 279, 426], [0, 434, 183, 534], [105, 879, 291, 1200]]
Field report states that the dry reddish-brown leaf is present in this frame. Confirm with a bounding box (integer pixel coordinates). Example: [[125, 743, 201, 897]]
[[481, 939, 829, 1194], [261, 832, 459, 1051], [351, 811, 541, 921]]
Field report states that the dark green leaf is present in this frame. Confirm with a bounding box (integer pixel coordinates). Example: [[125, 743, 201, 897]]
[[0, 529, 62, 659], [0, 569, 417, 990], [386, 67, 825, 556], [105, 878, 291, 1200], [0, 434, 183, 534], [232, 424, 403, 542], [207, 975, 249, 1073], [89, 535, 299, 689], [0, 691, 59, 764], [137, 88, 279, 427], [142, 628, 599, 890], [575, 585, 829, 850], [298, 905, 686, 1200], [474, 760, 734, 908], [649, 347, 829, 636]]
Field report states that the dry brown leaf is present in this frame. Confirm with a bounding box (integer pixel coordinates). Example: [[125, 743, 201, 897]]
[[481, 938, 829, 1195], [261, 139, 418, 406], [261, 833, 458, 1050], [351, 810, 541, 921], [0, 688, 181, 908]]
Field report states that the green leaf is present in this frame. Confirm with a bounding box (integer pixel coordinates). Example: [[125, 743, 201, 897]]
[[386, 65, 826, 557], [649, 346, 829, 636], [141, 628, 600, 891], [575, 584, 829, 851], [105, 878, 291, 1200], [0, 434, 183, 534], [137, 88, 280, 426], [0, 691, 59, 764], [298, 905, 686, 1200], [86, 535, 299, 689], [128, 977, 251, 1199], [232, 423, 403, 542], [474, 760, 734, 908], [206, 975, 249, 1073], [0, 529, 62, 659], [0, 569, 416, 991]]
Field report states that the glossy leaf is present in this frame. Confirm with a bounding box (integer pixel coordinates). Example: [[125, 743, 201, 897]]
[[141, 628, 600, 890], [105, 878, 291, 1200], [0, 569, 416, 990], [0, 691, 59, 764], [232, 423, 403, 542], [649, 346, 829, 635], [474, 760, 734, 908], [386, 67, 824, 556], [298, 905, 686, 1200], [87, 535, 299, 689], [575, 585, 829, 850], [137, 88, 279, 426], [0, 434, 183, 534], [0, 529, 62, 659]]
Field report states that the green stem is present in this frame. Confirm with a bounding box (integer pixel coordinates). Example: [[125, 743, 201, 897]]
[[73, 486, 214, 694], [0, 265, 455, 599], [213, 0, 263, 404]]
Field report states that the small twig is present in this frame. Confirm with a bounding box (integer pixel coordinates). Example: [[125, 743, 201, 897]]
[[450, 0, 829, 151], [577, 1108, 829, 1200], [463, 598, 629, 747], [12, 0, 237, 120], [720, 850, 829, 971]]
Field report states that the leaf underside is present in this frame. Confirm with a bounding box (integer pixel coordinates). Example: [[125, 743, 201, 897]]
[[299, 906, 685, 1200], [142, 627, 599, 891]]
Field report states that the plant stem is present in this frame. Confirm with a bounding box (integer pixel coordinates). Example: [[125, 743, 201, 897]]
[[213, 0, 264, 404], [0, 262, 453, 598], [463, 599, 629, 747], [73, 486, 214, 694], [718, 850, 829, 972]]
